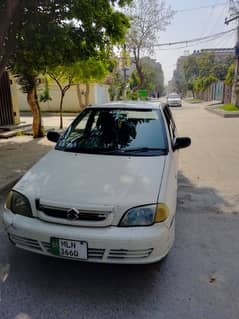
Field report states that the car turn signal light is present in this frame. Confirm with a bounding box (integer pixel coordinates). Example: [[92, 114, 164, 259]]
[[154, 204, 169, 223]]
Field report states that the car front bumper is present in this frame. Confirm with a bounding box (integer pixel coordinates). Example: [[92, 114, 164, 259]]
[[3, 210, 175, 264], [168, 102, 181, 107]]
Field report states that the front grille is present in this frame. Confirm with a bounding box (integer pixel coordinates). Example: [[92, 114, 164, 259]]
[[9, 235, 105, 260], [108, 248, 153, 260], [88, 249, 105, 260], [9, 235, 153, 262], [36, 200, 109, 222], [9, 234, 42, 251]]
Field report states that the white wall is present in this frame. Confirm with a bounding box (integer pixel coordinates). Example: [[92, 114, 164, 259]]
[[94, 84, 110, 105], [17, 82, 110, 112]]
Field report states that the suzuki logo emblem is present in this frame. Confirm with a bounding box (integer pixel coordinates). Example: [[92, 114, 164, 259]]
[[66, 208, 80, 221]]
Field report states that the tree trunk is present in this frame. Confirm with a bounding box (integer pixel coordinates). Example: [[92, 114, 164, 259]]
[[85, 83, 90, 106], [27, 87, 44, 138], [59, 93, 64, 129], [76, 84, 84, 109], [133, 47, 144, 89], [135, 61, 144, 89]]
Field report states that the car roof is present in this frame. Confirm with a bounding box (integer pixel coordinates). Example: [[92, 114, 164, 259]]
[[86, 101, 163, 110]]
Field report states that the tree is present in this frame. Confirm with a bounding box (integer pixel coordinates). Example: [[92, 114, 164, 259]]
[[7, 0, 131, 137], [1, 1, 132, 79], [47, 58, 109, 129], [125, 0, 174, 88], [47, 65, 79, 130], [0, 0, 21, 79], [225, 63, 235, 86], [141, 57, 164, 96], [172, 57, 188, 96], [74, 59, 110, 106], [128, 57, 165, 98], [183, 55, 199, 83], [108, 70, 125, 100], [181, 52, 234, 97]]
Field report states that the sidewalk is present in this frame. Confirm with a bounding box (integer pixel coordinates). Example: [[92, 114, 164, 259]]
[[0, 136, 54, 193], [20, 112, 75, 130], [0, 114, 78, 193]]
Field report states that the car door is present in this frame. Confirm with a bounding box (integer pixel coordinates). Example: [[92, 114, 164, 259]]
[[162, 105, 179, 226]]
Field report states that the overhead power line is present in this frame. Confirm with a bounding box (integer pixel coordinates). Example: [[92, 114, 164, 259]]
[[153, 28, 236, 48], [156, 33, 234, 51], [176, 2, 227, 13]]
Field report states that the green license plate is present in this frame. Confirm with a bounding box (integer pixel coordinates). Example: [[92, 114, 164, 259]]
[[51, 238, 88, 260]]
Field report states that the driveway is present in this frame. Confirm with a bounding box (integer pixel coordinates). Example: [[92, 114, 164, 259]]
[[0, 101, 239, 319]]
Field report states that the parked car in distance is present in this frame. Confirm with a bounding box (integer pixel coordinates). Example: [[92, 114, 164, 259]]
[[167, 93, 182, 107], [3, 102, 191, 264]]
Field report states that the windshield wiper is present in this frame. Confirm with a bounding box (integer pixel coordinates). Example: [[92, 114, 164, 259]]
[[121, 147, 168, 153]]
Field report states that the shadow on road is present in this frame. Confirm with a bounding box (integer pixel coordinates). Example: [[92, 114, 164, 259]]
[[1, 171, 239, 318]]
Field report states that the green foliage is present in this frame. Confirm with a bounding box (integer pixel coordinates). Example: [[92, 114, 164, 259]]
[[8, 1, 131, 93], [129, 71, 140, 91], [203, 75, 217, 89], [219, 104, 239, 111], [48, 58, 109, 88], [193, 77, 203, 93], [6, 1, 132, 136], [108, 71, 125, 101], [40, 77, 52, 103], [126, 90, 138, 100], [179, 52, 234, 95], [3, 1, 132, 74], [129, 57, 165, 96], [183, 55, 199, 82], [225, 63, 235, 86], [193, 75, 217, 93], [198, 52, 215, 78]]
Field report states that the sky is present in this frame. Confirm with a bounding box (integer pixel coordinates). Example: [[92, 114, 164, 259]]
[[151, 0, 236, 83]]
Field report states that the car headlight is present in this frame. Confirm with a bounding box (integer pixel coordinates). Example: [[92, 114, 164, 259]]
[[119, 204, 169, 227], [5, 191, 33, 217]]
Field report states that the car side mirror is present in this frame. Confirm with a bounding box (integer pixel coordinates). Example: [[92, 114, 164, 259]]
[[173, 137, 191, 151], [47, 131, 61, 143]]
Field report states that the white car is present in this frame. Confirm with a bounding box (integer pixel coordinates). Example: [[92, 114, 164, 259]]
[[167, 93, 182, 107], [3, 102, 191, 264]]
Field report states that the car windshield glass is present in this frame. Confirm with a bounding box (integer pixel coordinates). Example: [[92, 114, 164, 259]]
[[169, 94, 179, 98], [56, 108, 168, 156]]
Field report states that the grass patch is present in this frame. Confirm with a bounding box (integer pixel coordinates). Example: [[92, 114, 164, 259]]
[[219, 104, 239, 112]]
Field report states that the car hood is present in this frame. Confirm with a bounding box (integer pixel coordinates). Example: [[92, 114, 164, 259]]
[[15, 150, 166, 209]]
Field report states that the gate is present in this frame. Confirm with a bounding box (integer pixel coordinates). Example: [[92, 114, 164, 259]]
[[0, 71, 14, 126]]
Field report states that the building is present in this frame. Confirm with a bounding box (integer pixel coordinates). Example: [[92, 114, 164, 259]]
[[0, 72, 20, 127]]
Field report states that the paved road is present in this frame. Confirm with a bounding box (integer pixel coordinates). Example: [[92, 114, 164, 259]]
[[1, 102, 239, 319]]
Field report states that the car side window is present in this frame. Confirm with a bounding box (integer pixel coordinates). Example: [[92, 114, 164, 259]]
[[163, 106, 176, 144]]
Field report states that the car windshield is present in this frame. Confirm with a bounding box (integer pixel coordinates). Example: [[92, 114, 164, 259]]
[[168, 94, 180, 99], [56, 108, 168, 156]]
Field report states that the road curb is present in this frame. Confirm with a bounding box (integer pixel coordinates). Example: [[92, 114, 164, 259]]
[[206, 106, 239, 118]]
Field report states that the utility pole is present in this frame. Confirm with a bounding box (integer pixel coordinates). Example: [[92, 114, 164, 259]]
[[225, 0, 239, 106]]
